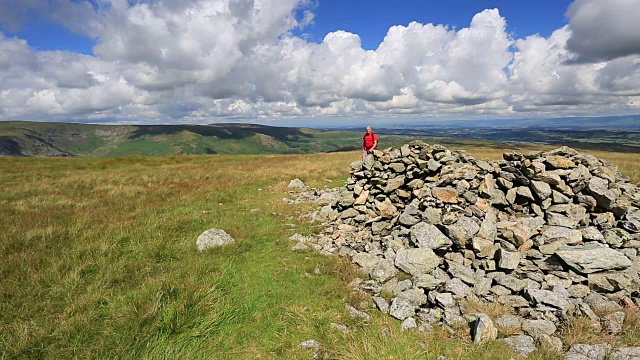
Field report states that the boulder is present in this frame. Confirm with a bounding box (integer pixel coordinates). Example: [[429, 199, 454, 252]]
[[196, 228, 235, 251]]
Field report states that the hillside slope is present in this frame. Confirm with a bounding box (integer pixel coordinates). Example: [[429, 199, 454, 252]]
[[0, 121, 373, 157]]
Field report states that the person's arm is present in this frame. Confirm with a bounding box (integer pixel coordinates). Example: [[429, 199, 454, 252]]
[[370, 135, 378, 151]]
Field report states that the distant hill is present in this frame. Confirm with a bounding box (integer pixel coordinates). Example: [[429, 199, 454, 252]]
[[0, 121, 384, 157]]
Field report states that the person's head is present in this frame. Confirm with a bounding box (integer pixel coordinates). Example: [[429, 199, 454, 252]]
[[366, 126, 372, 133]]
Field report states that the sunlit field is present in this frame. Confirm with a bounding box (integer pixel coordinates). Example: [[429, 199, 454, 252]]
[[1, 144, 639, 359]]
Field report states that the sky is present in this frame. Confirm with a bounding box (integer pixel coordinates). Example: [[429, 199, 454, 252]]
[[0, 0, 639, 125]]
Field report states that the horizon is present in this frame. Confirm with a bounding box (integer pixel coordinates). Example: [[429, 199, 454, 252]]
[[0, 0, 639, 125]]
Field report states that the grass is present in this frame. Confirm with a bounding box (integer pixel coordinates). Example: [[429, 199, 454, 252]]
[[1, 144, 639, 359]]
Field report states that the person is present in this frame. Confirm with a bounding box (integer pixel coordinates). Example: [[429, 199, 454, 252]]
[[362, 126, 378, 161]]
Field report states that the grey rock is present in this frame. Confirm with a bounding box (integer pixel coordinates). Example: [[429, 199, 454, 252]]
[[555, 244, 632, 274], [566, 343, 611, 360], [330, 323, 349, 333], [410, 222, 453, 250], [582, 226, 605, 242], [587, 177, 617, 210], [196, 228, 235, 251], [497, 248, 522, 270], [395, 248, 439, 276], [603, 311, 625, 335], [584, 292, 624, 313], [521, 319, 557, 339], [530, 180, 552, 200], [444, 216, 480, 248], [398, 288, 427, 306], [502, 335, 537, 357], [389, 297, 415, 320], [538, 334, 563, 352], [446, 260, 476, 285], [471, 313, 498, 344], [494, 314, 523, 331], [288, 178, 308, 190], [494, 274, 525, 292], [401, 317, 417, 330], [413, 273, 444, 290], [345, 304, 371, 322], [524, 289, 572, 311], [435, 292, 456, 308], [445, 278, 472, 298], [298, 339, 321, 349], [541, 226, 582, 245], [372, 296, 389, 313], [611, 347, 640, 360]]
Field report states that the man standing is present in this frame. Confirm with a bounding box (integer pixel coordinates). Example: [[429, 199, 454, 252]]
[[362, 126, 378, 161]]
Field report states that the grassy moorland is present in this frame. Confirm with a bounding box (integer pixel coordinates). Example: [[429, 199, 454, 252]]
[[1, 143, 639, 359]]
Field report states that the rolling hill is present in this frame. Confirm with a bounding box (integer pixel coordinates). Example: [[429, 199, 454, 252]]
[[0, 121, 375, 157]]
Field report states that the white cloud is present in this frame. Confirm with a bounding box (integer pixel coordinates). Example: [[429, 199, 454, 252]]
[[0, 0, 638, 123], [566, 0, 640, 62]]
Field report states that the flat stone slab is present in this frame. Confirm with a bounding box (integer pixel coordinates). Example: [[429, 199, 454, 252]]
[[555, 244, 632, 274]]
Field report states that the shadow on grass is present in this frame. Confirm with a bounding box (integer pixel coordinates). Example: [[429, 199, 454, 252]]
[[129, 123, 315, 142]]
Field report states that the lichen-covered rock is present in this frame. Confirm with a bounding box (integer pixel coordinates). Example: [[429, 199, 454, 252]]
[[196, 228, 235, 251]]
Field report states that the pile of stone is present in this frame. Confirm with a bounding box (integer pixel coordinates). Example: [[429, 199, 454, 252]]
[[292, 141, 640, 356]]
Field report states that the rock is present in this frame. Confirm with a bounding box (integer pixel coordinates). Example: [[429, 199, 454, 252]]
[[545, 155, 576, 169], [385, 176, 405, 193], [565, 343, 611, 360], [530, 180, 552, 200], [298, 339, 321, 349], [602, 311, 625, 335], [523, 289, 572, 311], [472, 237, 496, 258], [345, 304, 371, 322], [410, 222, 453, 250], [444, 278, 472, 298], [292, 242, 309, 251], [555, 244, 632, 274], [497, 248, 521, 270], [587, 177, 617, 210], [330, 323, 349, 333], [493, 274, 525, 292], [288, 178, 308, 190], [502, 335, 537, 357], [395, 248, 440, 276], [521, 319, 557, 339], [471, 313, 498, 344], [196, 228, 235, 251], [372, 297, 390, 313], [611, 347, 640, 360], [477, 209, 498, 240], [401, 317, 417, 330], [538, 334, 563, 352], [444, 217, 480, 248], [389, 297, 415, 320], [432, 187, 459, 203], [541, 226, 583, 245], [584, 292, 623, 313], [398, 288, 428, 306], [376, 198, 398, 218], [495, 314, 523, 332]]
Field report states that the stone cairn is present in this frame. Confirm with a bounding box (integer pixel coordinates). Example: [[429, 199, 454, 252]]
[[292, 141, 640, 357]]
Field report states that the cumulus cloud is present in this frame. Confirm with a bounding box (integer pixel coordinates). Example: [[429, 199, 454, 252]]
[[0, 0, 638, 123], [566, 0, 640, 62]]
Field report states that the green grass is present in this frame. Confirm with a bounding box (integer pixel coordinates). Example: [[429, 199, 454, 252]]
[[1, 147, 639, 359]]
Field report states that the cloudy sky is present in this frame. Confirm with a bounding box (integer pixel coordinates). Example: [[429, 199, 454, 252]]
[[0, 0, 639, 125]]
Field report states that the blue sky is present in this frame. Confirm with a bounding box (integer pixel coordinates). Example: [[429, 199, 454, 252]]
[[9, 0, 574, 54], [306, 0, 573, 50], [0, 0, 638, 124]]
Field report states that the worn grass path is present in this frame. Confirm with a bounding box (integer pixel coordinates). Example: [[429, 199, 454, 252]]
[[1, 146, 638, 359]]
